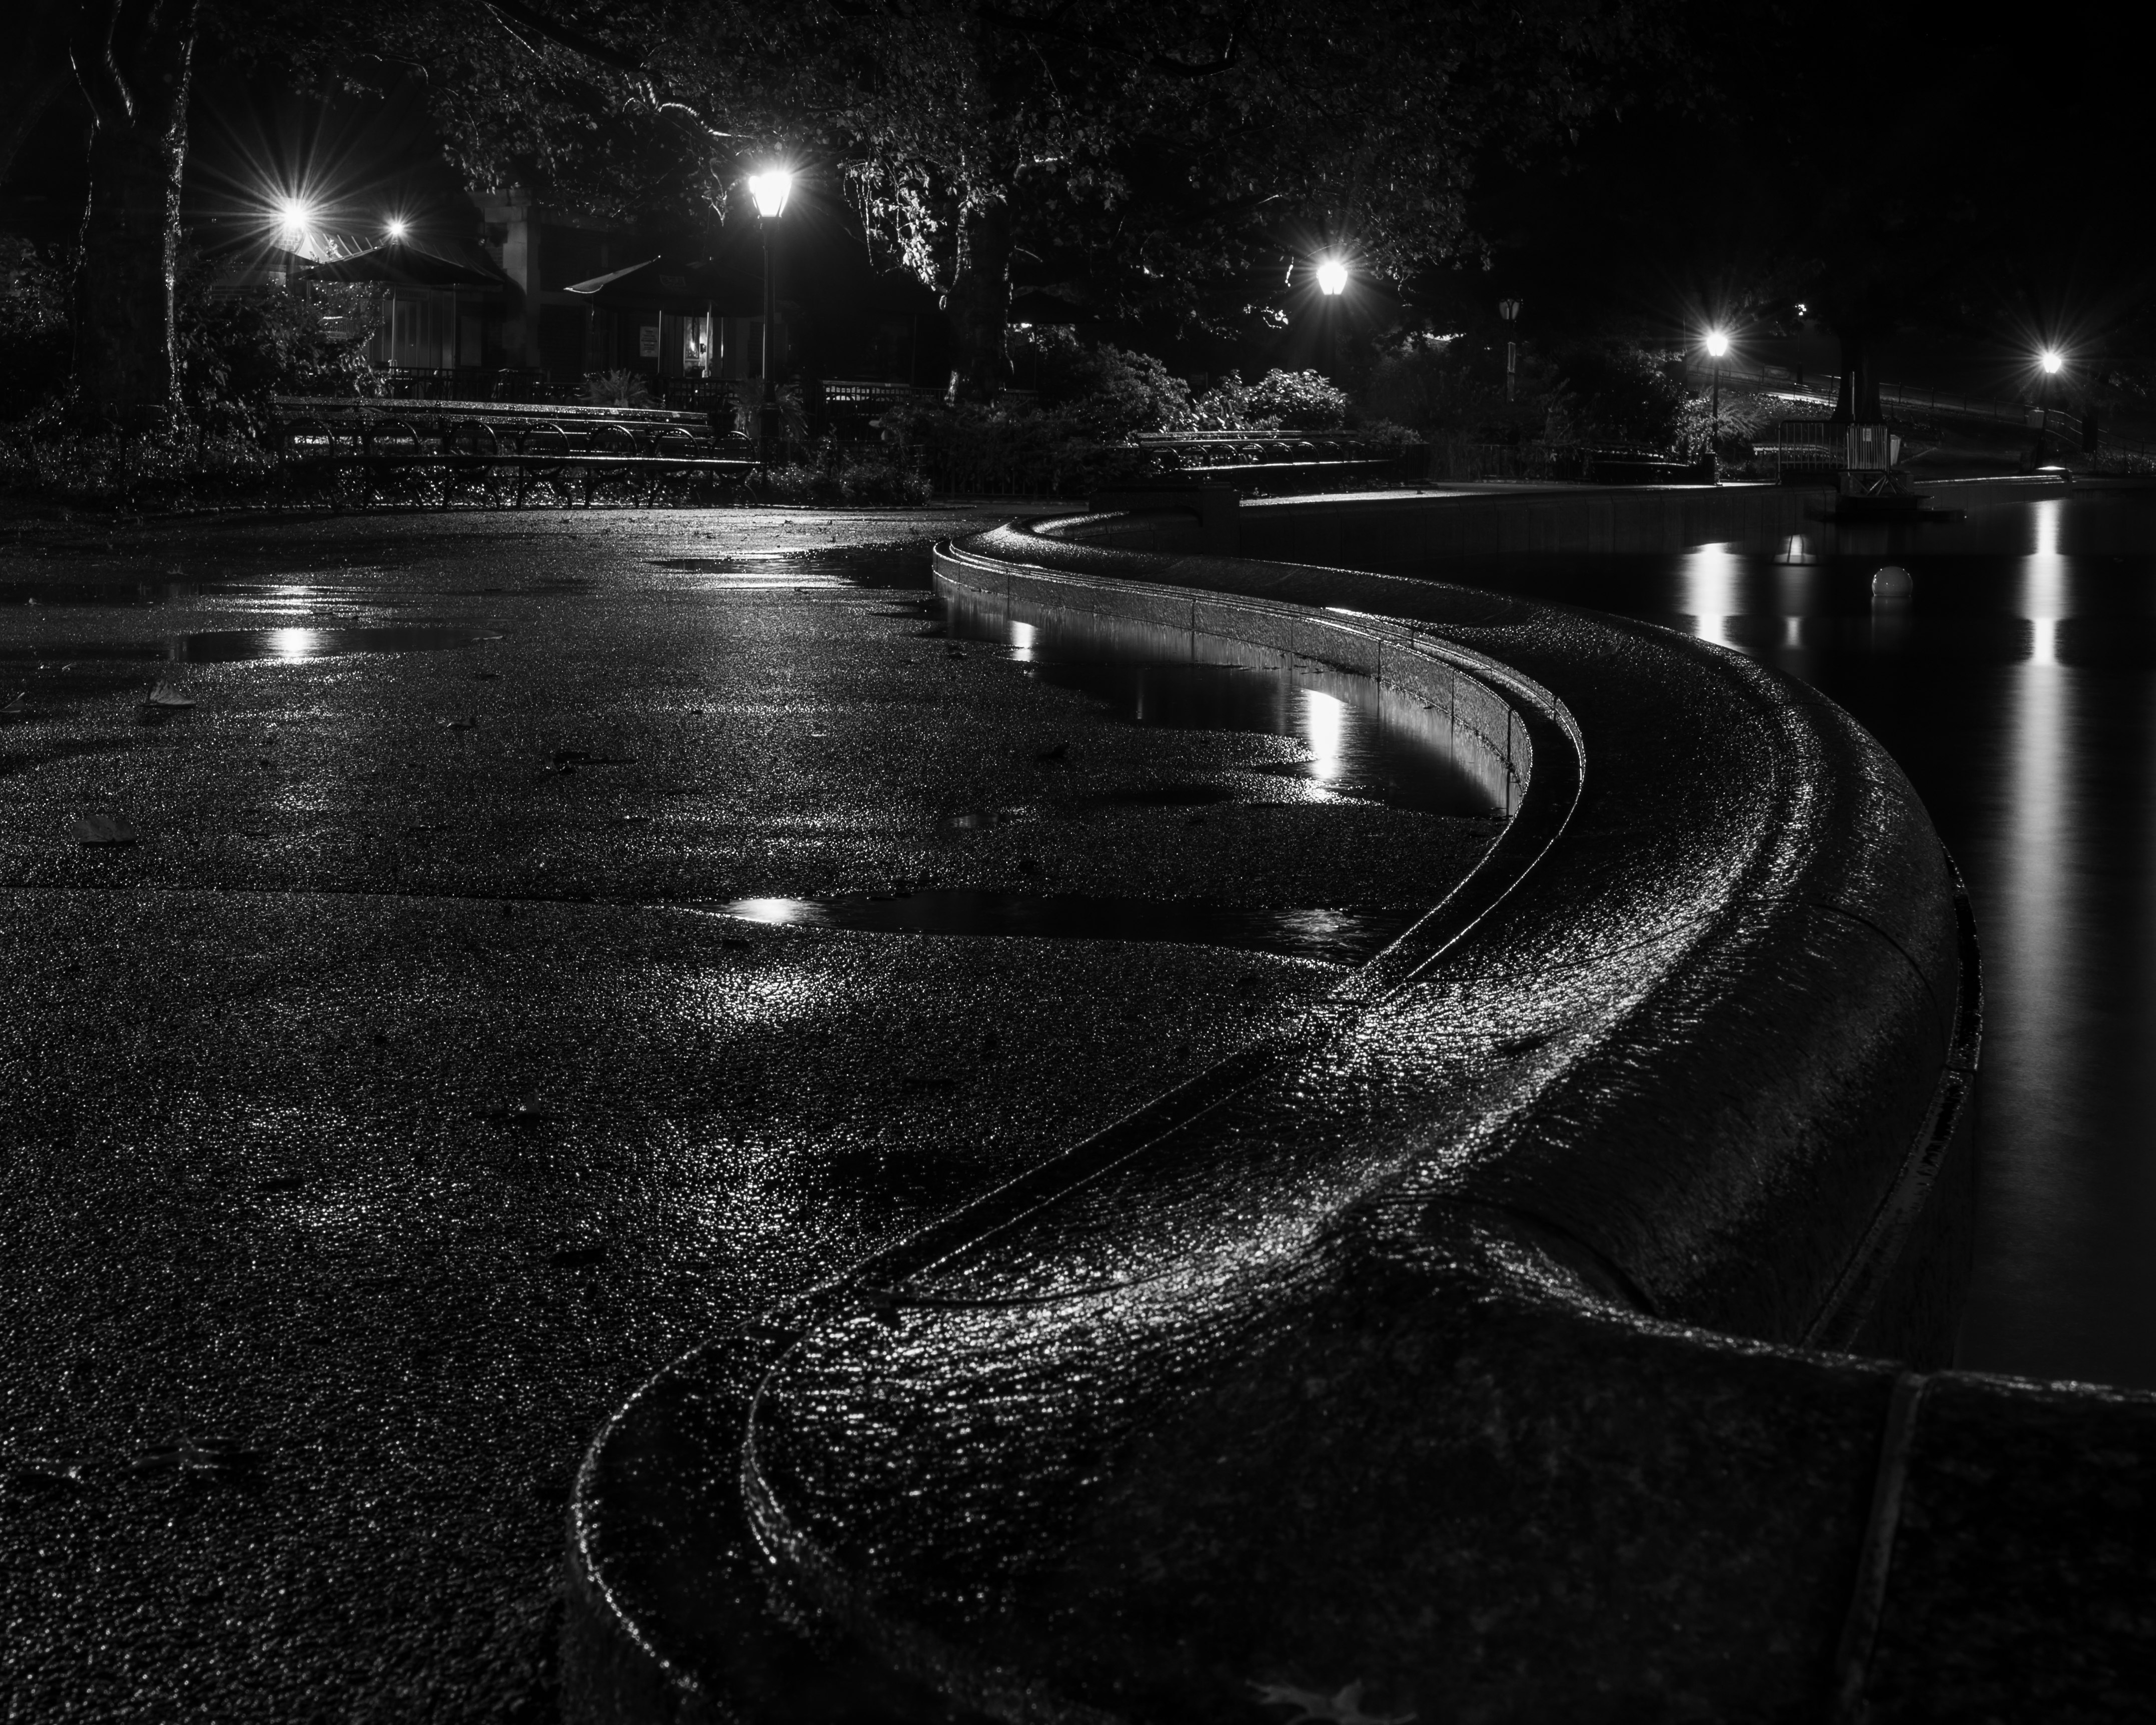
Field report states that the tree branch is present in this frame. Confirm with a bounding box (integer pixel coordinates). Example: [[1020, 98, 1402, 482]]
[[478, 0, 646, 76], [976, 5, 1242, 79]]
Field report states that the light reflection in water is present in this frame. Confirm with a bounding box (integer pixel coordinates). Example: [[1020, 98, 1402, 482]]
[[1679, 543, 1742, 648], [1402, 494, 2156, 1389], [1296, 689, 1348, 784]]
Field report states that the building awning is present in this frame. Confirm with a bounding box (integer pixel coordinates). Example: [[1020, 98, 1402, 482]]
[[565, 256, 763, 316], [299, 240, 505, 289]]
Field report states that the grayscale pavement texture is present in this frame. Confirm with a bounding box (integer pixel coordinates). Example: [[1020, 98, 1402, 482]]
[[0, 505, 1497, 1723]]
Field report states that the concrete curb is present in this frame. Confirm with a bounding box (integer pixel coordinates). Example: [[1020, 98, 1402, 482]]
[[562, 504, 2156, 1721]]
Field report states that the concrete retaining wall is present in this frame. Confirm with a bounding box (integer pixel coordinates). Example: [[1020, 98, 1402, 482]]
[[561, 502, 2156, 1725]]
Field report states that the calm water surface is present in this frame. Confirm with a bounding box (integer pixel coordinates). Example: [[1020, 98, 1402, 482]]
[[1425, 492, 2156, 1389]]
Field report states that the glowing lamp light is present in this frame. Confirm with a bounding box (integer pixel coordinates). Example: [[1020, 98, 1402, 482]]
[[746, 168, 794, 219], [275, 197, 315, 246], [1316, 257, 1349, 297], [385, 218, 408, 242], [2040, 349, 2063, 375], [1704, 330, 1731, 358]]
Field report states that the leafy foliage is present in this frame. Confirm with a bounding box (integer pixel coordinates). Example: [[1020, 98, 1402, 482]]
[[231, 0, 1681, 390], [173, 251, 374, 433], [585, 368, 656, 408], [1364, 333, 1568, 443], [1029, 333, 1194, 436], [1551, 345, 1686, 448], [1192, 369, 1351, 431], [0, 237, 72, 421]]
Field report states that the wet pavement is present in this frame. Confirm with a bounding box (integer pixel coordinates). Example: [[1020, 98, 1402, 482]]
[[0, 506, 1497, 1722]]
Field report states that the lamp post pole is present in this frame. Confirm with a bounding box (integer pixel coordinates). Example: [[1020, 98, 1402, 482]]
[[759, 216, 775, 458], [746, 166, 794, 463], [1499, 298, 1522, 401], [1316, 255, 1348, 378], [1704, 329, 1730, 482]]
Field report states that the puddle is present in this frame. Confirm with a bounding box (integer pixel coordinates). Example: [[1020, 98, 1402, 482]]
[[712, 888, 1413, 965], [0, 625, 498, 665], [941, 597, 1505, 817], [649, 550, 930, 590]]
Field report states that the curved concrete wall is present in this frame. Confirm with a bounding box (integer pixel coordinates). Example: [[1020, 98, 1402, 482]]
[[562, 504, 2156, 1724]]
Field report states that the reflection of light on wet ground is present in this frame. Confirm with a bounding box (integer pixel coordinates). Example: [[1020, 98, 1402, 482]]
[[722, 896, 822, 927], [939, 593, 1502, 817], [271, 626, 319, 661], [1296, 690, 1347, 786], [706, 890, 1407, 964]]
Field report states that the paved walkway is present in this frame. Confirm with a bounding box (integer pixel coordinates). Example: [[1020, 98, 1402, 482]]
[[0, 505, 1493, 1722]]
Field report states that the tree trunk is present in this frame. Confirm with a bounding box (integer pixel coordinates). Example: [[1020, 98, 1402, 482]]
[[1827, 327, 1881, 424], [71, 0, 201, 424], [944, 187, 1012, 403]]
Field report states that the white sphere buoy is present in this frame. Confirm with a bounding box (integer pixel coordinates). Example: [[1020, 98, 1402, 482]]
[[1872, 565, 1914, 600]]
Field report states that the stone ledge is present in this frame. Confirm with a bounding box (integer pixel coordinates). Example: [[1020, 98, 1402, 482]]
[[562, 506, 2147, 1722]]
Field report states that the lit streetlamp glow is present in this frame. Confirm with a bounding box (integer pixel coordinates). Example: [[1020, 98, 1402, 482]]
[[1704, 329, 1731, 358], [2040, 349, 2063, 375], [275, 197, 316, 250], [747, 168, 794, 220], [385, 218, 408, 242], [1316, 257, 1348, 296]]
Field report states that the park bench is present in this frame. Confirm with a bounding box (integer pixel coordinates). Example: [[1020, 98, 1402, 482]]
[[268, 396, 760, 507]]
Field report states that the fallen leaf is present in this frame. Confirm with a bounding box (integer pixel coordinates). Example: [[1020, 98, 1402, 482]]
[[145, 684, 195, 709]]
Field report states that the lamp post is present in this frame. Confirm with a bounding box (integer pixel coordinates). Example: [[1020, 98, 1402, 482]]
[[1498, 298, 1522, 401], [746, 166, 793, 459], [1316, 256, 1347, 380], [2038, 347, 2064, 461], [1704, 329, 1730, 480]]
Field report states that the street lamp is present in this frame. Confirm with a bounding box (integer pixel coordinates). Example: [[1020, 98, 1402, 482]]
[[1704, 329, 1730, 478], [275, 197, 316, 255], [1499, 298, 1523, 400], [385, 218, 408, 243], [1316, 257, 1348, 296], [2033, 347, 2066, 464], [747, 167, 794, 458]]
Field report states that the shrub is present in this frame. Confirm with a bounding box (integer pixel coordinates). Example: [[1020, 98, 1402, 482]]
[[585, 369, 654, 409], [1028, 332, 1194, 437], [1671, 388, 1774, 463], [1363, 334, 1568, 444], [1553, 345, 1687, 448], [1191, 368, 1351, 431], [0, 411, 279, 508], [0, 237, 71, 422], [174, 253, 373, 434], [754, 432, 931, 506]]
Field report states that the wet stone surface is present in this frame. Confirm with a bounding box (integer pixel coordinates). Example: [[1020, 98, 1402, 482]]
[[0, 506, 1496, 1723]]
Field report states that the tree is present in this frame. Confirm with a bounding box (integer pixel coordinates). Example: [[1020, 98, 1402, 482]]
[[250, 0, 1681, 398], [70, 0, 204, 419]]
